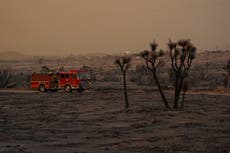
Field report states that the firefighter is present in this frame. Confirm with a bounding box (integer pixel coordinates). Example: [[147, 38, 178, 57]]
[[50, 74, 58, 90]]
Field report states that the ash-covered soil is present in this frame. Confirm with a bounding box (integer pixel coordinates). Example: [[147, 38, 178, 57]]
[[0, 87, 229, 153]]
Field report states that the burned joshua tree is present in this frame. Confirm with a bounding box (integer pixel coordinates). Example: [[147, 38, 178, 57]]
[[114, 56, 131, 109], [223, 59, 230, 88], [140, 41, 170, 109], [168, 39, 196, 109]]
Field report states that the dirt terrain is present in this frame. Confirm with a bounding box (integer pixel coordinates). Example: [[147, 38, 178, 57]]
[[0, 83, 229, 153], [0, 51, 229, 152]]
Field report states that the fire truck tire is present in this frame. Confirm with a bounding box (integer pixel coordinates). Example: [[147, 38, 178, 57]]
[[64, 85, 72, 93], [39, 84, 47, 92]]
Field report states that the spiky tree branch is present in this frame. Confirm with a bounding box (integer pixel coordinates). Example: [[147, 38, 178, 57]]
[[140, 41, 171, 109], [168, 39, 196, 109], [114, 56, 131, 109]]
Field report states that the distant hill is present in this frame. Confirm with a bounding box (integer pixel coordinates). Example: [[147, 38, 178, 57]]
[[0, 51, 32, 61]]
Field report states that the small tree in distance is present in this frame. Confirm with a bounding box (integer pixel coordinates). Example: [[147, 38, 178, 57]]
[[0, 67, 15, 88], [168, 39, 196, 109], [114, 56, 131, 109], [223, 59, 230, 76], [223, 59, 230, 88], [140, 41, 171, 109]]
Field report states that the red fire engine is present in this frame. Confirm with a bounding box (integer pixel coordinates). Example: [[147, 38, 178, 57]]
[[31, 70, 92, 92]]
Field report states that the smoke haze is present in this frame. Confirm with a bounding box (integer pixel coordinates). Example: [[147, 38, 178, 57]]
[[0, 0, 230, 55]]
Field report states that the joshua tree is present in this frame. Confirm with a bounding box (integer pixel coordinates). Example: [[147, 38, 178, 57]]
[[181, 78, 189, 108], [140, 41, 170, 109], [168, 39, 196, 109], [223, 59, 230, 75], [114, 56, 131, 109], [223, 59, 230, 88]]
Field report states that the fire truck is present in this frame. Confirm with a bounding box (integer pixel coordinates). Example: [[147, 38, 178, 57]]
[[31, 70, 92, 92]]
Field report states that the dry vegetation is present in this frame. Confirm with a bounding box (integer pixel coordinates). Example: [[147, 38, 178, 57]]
[[0, 50, 230, 153]]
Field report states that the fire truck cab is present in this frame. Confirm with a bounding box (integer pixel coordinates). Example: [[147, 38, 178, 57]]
[[31, 70, 92, 92]]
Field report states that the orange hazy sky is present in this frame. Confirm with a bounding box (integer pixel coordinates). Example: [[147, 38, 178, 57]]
[[0, 0, 230, 55]]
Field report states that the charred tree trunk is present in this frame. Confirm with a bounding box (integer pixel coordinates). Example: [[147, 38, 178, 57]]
[[152, 71, 170, 109], [122, 72, 129, 109], [174, 74, 184, 109], [173, 73, 179, 109], [114, 56, 131, 109]]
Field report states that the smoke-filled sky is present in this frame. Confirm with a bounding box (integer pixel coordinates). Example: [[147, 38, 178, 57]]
[[0, 0, 230, 55]]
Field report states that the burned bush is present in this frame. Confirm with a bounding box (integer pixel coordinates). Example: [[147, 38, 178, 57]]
[[130, 65, 154, 86], [0, 67, 16, 88]]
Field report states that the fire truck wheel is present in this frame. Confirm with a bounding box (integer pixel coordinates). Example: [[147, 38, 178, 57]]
[[39, 84, 46, 92], [64, 85, 72, 93]]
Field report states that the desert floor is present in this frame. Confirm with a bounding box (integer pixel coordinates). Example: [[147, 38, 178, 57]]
[[0, 83, 229, 153]]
